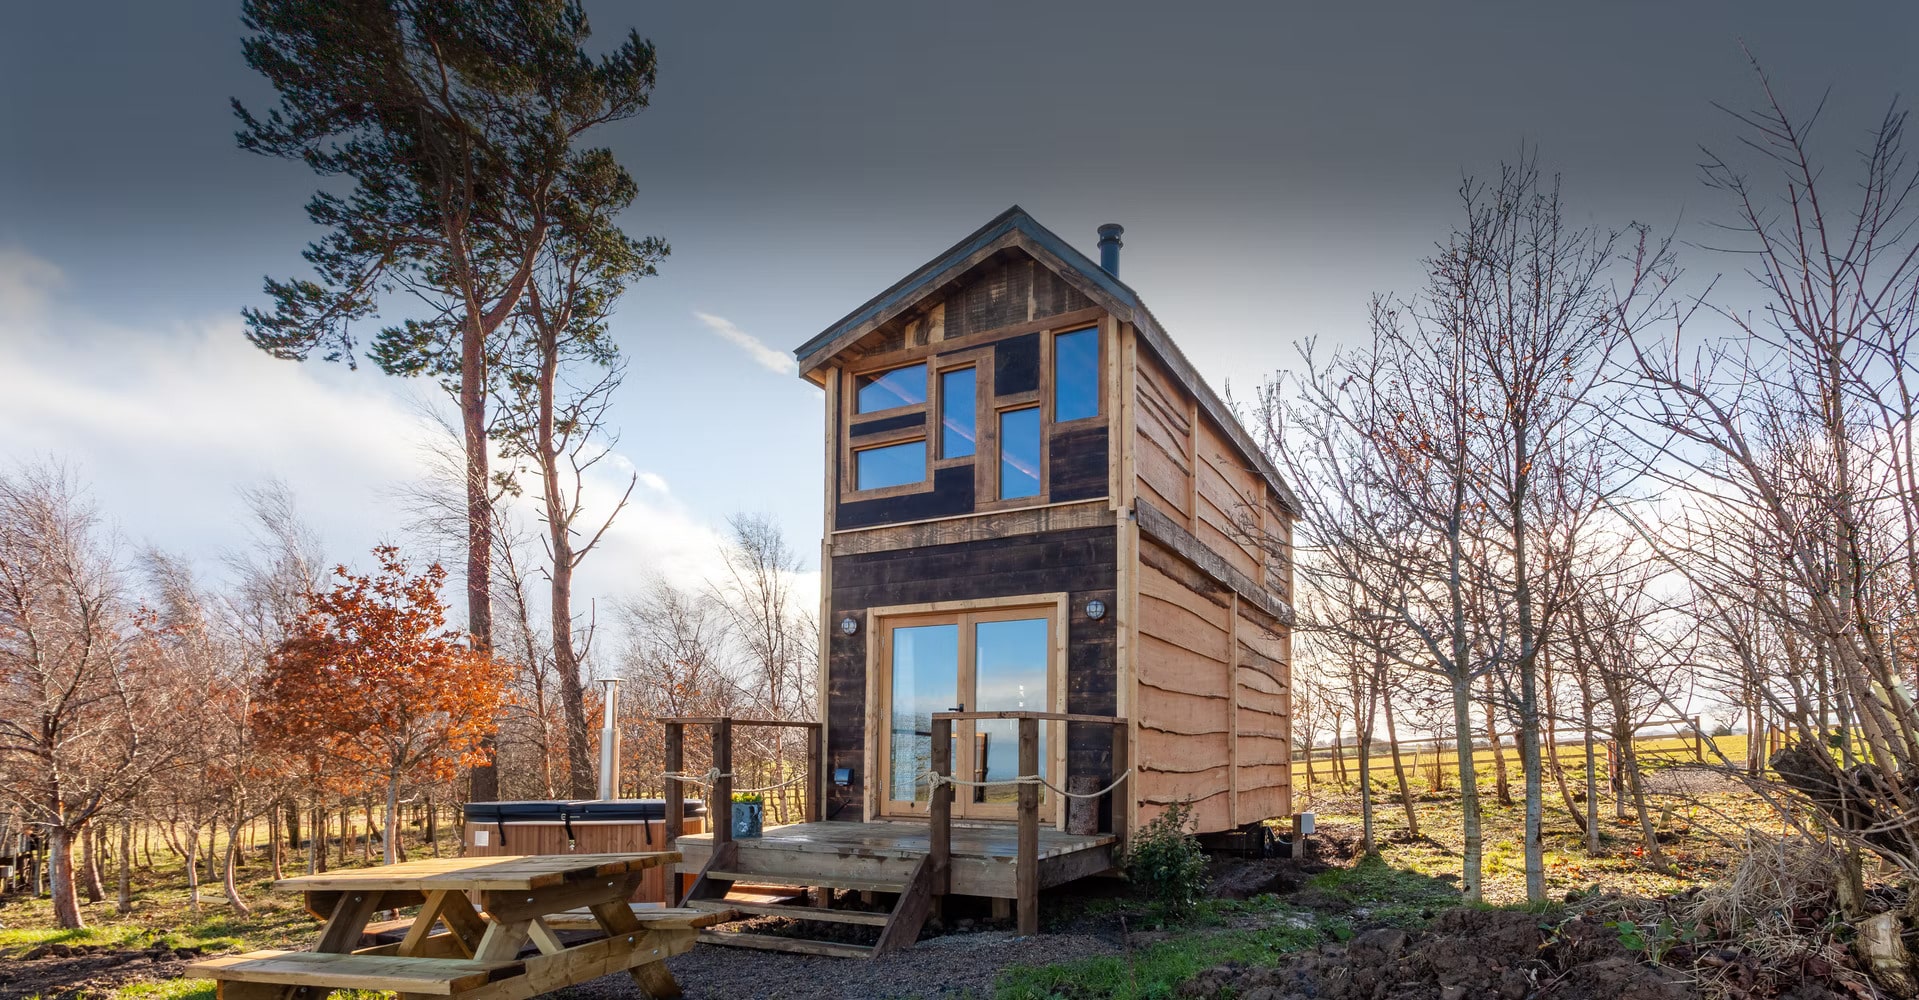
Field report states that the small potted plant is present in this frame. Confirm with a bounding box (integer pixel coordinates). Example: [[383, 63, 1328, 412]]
[[731, 792, 764, 839]]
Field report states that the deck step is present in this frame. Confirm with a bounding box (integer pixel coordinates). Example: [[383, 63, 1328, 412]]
[[704, 870, 907, 894], [688, 899, 890, 926], [697, 930, 874, 959]]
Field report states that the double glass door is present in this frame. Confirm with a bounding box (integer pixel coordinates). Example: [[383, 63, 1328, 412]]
[[882, 608, 1052, 819]]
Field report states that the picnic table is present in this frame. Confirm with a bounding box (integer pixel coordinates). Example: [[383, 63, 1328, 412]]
[[187, 853, 724, 1000]]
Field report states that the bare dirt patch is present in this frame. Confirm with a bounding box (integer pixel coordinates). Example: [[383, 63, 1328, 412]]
[[0, 945, 203, 1000]]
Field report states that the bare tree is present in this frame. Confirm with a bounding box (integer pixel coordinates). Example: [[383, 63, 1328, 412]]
[[0, 465, 183, 927]]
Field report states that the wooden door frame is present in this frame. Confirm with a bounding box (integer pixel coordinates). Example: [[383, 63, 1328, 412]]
[[864, 593, 1069, 825]]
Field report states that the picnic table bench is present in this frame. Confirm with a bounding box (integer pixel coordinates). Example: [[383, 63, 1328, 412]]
[[187, 853, 731, 1000]]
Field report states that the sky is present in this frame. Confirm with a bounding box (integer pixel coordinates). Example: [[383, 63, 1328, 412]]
[[2, 2, 1916, 624]]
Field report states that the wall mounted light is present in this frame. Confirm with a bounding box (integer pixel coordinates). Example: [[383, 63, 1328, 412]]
[[839, 616, 860, 636], [1085, 599, 1107, 621]]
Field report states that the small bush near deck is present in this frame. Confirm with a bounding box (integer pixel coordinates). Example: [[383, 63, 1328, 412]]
[[1122, 800, 1210, 916]]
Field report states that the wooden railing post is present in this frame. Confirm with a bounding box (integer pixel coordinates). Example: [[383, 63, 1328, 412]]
[[663, 721, 685, 904], [805, 723, 824, 823], [712, 718, 734, 850], [929, 717, 953, 896], [1692, 716, 1703, 761], [1109, 723, 1130, 854], [1016, 715, 1039, 936]]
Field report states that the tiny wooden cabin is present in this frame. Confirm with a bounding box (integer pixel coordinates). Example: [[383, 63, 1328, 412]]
[[803, 206, 1297, 842], [669, 208, 1297, 958]]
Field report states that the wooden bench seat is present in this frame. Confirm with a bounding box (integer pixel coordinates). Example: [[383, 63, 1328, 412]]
[[187, 950, 519, 995]]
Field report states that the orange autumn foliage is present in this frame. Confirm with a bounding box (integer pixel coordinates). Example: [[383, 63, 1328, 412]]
[[255, 546, 511, 794]]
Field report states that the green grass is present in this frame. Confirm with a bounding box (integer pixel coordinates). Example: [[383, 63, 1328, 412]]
[[996, 916, 1329, 1000], [1304, 853, 1463, 927], [108, 980, 217, 1000]]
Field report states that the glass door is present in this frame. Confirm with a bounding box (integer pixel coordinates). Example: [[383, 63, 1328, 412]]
[[879, 606, 1054, 819]]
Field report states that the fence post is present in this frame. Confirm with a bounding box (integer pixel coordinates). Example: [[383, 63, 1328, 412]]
[[1110, 723, 1131, 854], [1017, 716, 1039, 936], [805, 723, 823, 824], [712, 718, 734, 850], [1692, 716, 1703, 761], [930, 717, 952, 897]]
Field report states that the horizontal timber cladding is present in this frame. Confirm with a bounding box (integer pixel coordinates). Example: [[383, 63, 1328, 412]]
[[994, 332, 1042, 396], [826, 527, 1119, 823], [1049, 423, 1109, 503], [836, 464, 975, 530], [1133, 532, 1293, 834], [850, 411, 927, 439]]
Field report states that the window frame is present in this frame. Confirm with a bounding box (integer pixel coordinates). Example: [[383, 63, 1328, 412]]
[[1050, 325, 1104, 425], [852, 361, 931, 416], [864, 593, 1068, 824], [992, 403, 1045, 502]]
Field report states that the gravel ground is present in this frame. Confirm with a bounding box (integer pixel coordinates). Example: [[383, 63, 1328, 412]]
[[549, 930, 1129, 1000]]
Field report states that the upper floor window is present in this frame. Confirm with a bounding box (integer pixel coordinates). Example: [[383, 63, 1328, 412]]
[[940, 368, 977, 458], [1053, 327, 1099, 422], [856, 363, 927, 413], [856, 439, 927, 490], [999, 406, 1041, 499]]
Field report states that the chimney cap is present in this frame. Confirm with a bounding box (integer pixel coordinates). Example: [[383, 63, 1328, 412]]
[[1097, 223, 1124, 242]]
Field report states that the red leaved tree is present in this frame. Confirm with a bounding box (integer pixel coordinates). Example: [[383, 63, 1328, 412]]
[[256, 547, 510, 864]]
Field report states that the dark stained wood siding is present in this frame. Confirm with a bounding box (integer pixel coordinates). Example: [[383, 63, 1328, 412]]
[[1048, 423, 1108, 503], [993, 333, 1041, 396], [826, 527, 1118, 820], [835, 464, 974, 530], [850, 411, 927, 439]]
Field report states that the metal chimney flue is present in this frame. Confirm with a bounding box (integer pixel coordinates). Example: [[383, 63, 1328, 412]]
[[596, 678, 621, 800], [1097, 224, 1124, 276]]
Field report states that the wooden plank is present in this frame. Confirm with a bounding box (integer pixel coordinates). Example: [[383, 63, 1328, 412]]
[[1136, 500, 1292, 623], [663, 723, 684, 873], [464, 929, 695, 1000], [687, 899, 884, 925], [397, 891, 456, 958], [1017, 718, 1039, 936], [526, 919, 567, 957], [873, 857, 935, 957], [696, 930, 873, 960], [705, 869, 907, 894], [712, 718, 733, 850], [545, 906, 736, 932], [317, 890, 386, 954], [830, 500, 1114, 555], [186, 951, 513, 994], [929, 716, 952, 895], [472, 919, 532, 964], [586, 895, 685, 999], [276, 854, 675, 893]]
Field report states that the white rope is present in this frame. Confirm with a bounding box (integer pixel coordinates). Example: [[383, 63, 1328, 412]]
[[663, 768, 806, 795], [918, 768, 1134, 800]]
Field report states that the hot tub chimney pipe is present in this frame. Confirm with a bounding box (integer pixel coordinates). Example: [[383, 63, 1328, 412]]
[[1097, 223, 1124, 277], [596, 678, 621, 800]]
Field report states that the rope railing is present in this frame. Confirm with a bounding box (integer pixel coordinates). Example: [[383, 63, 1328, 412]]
[[662, 768, 809, 795], [917, 768, 1135, 800]]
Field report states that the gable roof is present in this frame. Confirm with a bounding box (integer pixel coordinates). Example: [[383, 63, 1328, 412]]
[[794, 206, 1300, 515]]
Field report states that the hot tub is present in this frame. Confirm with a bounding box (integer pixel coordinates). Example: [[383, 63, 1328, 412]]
[[462, 799, 707, 905]]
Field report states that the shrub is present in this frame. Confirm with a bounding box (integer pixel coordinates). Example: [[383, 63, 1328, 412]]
[[1122, 800, 1210, 916]]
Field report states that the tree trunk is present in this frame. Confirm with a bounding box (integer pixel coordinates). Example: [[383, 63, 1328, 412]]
[[363, 799, 375, 862], [117, 816, 132, 914], [183, 823, 201, 914], [268, 807, 283, 881], [427, 798, 440, 858], [81, 821, 105, 903], [222, 819, 250, 916], [48, 824, 84, 929], [383, 774, 401, 866], [1381, 682, 1419, 837], [462, 293, 499, 803], [1484, 674, 1512, 807], [1451, 673, 1482, 903]]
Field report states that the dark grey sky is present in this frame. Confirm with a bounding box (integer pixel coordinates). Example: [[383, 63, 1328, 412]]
[[1, 1, 1914, 594]]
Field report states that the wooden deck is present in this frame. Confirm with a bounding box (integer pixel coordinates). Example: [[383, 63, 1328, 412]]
[[676, 820, 1116, 899]]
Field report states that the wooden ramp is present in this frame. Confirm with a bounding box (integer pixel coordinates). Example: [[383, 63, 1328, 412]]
[[675, 821, 1116, 959]]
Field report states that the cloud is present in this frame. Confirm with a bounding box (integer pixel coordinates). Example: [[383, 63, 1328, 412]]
[[695, 311, 797, 376], [0, 247, 63, 316], [0, 248, 780, 615]]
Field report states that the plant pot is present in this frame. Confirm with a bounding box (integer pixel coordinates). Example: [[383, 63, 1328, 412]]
[[732, 802, 763, 839]]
